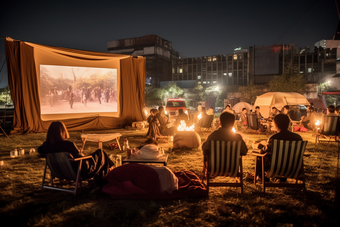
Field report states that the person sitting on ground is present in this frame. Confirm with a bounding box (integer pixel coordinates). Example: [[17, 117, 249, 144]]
[[155, 106, 175, 136], [248, 114, 302, 182], [240, 108, 248, 127], [202, 112, 248, 158], [300, 106, 315, 129], [146, 109, 161, 139], [130, 138, 164, 160], [175, 108, 189, 128], [281, 105, 294, 131], [38, 121, 114, 186]]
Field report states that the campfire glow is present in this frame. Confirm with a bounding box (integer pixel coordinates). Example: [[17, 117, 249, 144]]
[[177, 120, 195, 131], [144, 109, 148, 116], [198, 113, 202, 120], [232, 127, 236, 133], [315, 120, 321, 126]]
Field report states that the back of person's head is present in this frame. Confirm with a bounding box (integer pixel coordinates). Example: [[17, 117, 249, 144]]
[[158, 106, 164, 113], [255, 106, 260, 110], [226, 105, 231, 109], [283, 105, 289, 110], [242, 108, 247, 112], [328, 105, 335, 113], [274, 114, 290, 131], [178, 109, 183, 114], [272, 107, 277, 110], [309, 106, 314, 112], [46, 121, 69, 144], [220, 112, 235, 128], [336, 106, 340, 114]]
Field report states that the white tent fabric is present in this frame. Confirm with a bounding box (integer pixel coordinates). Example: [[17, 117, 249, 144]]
[[254, 92, 310, 118], [232, 102, 252, 113]]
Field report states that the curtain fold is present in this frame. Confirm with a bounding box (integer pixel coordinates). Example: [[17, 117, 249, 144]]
[[5, 38, 146, 133]]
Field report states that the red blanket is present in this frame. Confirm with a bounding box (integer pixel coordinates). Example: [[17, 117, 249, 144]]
[[102, 163, 207, 200]]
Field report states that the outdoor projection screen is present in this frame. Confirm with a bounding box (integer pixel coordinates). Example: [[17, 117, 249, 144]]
[[40, 65, 118, 120], [30, 42, 122, 121], [5, 38, 146, 133]]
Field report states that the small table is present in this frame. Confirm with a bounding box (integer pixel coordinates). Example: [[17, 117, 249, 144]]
[[122, 154, 169, 166], [81, 133, 122, 150]]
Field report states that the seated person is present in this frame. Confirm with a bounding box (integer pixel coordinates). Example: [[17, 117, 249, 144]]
[[240, 108, 248, 127], [335, 105, 340, 115], [197, 107, 208, 125], [326, 104, 338, 116], [268, 107, 280, 122], [146, 109, 161, 139], [155, 106, 175, 136], [300, 106, 315, 129], [254, 106, 266, 132], [223, 104, 234, 114], [38, 121, 114, 186], [202, 112, 248, 157], [130, 138, 164, 160], [175, 108, 189, 128], [249, 114, 302, 182]]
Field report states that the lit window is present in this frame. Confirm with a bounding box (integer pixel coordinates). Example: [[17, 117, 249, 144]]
[[208, 81, 210, 84], [213, 81, 217, 83], [224, 73, 227, 76], [179, 69, 183, 73], [228, 73, 232, 77], [213, 57, 217, 61], [208, 57, 211, 62], [233, 54, 237, 60], [197, 75, 201, 80], [198, 81, 201, 84], [308, 68, 312, 73], [300, 71, 304, 74], [203, 81, 207, 84]]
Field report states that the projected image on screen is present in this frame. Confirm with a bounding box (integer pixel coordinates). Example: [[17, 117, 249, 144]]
[[40, 65, 117, 115]]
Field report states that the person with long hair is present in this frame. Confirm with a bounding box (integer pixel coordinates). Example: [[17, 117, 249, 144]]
[[38, 121, 114, 186]]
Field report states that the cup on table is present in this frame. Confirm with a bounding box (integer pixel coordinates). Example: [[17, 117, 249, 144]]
[[10, 149, 18, 158], [0, 160, 4, 166], [116, 155, 122, 167]]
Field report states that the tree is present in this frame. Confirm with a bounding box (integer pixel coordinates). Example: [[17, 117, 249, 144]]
[[268, 63, 307, 93], [238, 84, 265, 104], [163, 82, 183, 98]]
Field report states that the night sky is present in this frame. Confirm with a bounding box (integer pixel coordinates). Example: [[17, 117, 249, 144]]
[[0, 0, 338, 87]]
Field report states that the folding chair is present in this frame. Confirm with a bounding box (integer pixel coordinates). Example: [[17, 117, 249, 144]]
[[315, 115, 340, 176], [202, 140, 243, 194], [247, 114, 260, 130], [198, 115, 214, 134], [252, 140, 307, 193], [41, 152, 94, 196]]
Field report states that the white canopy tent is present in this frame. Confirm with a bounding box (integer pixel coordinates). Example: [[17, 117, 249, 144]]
[[253, 92, 310, 118], [232, 102, 252, 114]]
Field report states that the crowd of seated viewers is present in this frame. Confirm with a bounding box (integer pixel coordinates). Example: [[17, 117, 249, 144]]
[[39, 104, 340, 194]]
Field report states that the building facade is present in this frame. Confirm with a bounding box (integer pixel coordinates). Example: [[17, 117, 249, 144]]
[[171, 50, 249, 87], [107, 34, 179, 86]]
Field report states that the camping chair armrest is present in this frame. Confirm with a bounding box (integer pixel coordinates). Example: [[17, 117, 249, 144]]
[[251, 151, 267, 157], [73, 155, 94, 162]]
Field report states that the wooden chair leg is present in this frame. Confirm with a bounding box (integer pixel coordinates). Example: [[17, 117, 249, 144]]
[[261, 157, 265, 193]]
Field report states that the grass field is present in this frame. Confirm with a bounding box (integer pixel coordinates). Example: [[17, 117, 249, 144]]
[[0, 127, 339, 226]]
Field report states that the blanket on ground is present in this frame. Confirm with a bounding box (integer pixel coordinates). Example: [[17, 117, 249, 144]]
[[102, 163, 207, 200]]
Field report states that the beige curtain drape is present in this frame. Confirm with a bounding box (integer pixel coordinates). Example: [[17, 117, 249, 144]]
[[5, 37, 146, 133]]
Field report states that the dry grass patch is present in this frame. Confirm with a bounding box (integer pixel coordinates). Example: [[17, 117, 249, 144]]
[[0, 128, 339, 226]]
